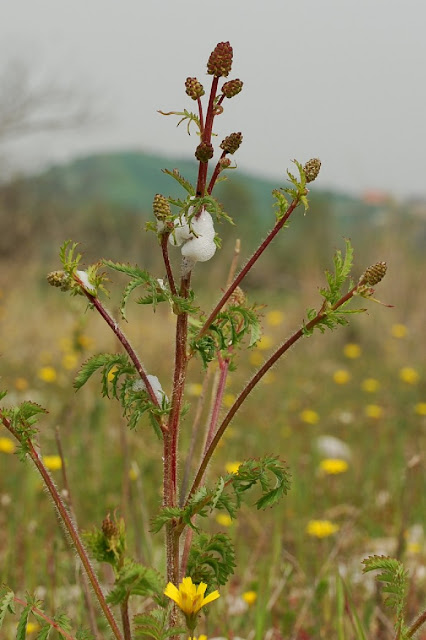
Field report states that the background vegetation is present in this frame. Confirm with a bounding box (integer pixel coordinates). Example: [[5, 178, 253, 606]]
[[0, 151, 425, 639]]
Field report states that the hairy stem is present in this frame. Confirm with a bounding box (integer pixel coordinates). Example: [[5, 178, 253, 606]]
[[186, 283, 360, 503], [194, 197, 301, 345], [120, 596, 132, 640], [161, 233, 177, 297], [1, 415, 124, 640], [76, 281, 167, 435], [12, 595, 77, 640], [406, 609, 426, 638]]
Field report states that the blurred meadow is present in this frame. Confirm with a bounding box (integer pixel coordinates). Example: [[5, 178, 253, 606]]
[[0, 152, 425, 639]]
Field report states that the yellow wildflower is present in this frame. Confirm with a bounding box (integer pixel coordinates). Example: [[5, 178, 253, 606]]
[[58, 337, 73, 352], [391, 323, 408, 338], [343, 343, 361, 359], [266, 310, 285, 327], [365, 404, 383, 419], [77, 334, 95, 349], [256, 335, 273, 351], [129, 465, 139, 481], [38, 366, 57, 383], [188, 383, 203, 397], [361, 378, 380, 393], [399, 367, 419, 385], [225, 461, 241, 474], [43, 455, 62, 471], [242, 590, 257, 605], [249, 351, 264, 367], [407, 542, 421, 554], [216, 513, 232, 527], [0, 437, 16, 454], [223, 393, 236, 408], [62, 352, 78, 370], [300, 409, 319, 425], [107, 365, 118, 383], [319, 458, 348, 475], [415, 402, 426, 416], [14, 377, 29, 391], [26, 622, 40, 634], [188, 636, 207, 640], [164, 577, 220, 621], [333, 369, 351, 385], [306, 520, 339, 538]]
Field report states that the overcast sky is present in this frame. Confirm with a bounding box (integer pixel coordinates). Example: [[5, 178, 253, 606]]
[[1, 0, 425, 198]]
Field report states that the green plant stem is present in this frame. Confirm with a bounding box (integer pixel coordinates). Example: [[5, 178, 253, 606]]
[[186, 282, 361, 503], [406, 608, 426, 638], [193, 197, 301, 346], [77, 283, 167, 435], [1, 415, 124, 640], [12, 595, 77, 640]]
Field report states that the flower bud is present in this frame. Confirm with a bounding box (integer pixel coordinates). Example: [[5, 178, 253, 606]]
[[229, 286, 246, 306], [219, 157, 232, 169], [361, 261, 387, 286], [153, 193, 171, 220], [185, 77, 205, 100], [47, 270, 70, 291], [195, 141, 214, 163], [303, 158, 321, 183], [220, 132, 243, 155], [207, 41, 233, 77], [222, 79, 243, 98], [102, 514, 118, 539]]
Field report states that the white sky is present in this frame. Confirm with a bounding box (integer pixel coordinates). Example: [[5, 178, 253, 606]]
[[1, 0, 425, 198]]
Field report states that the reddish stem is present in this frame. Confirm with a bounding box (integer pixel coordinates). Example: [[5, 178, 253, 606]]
[[12, 595, 77, 640], [186, 283, 360, 503], [196, 76, 219, 196], [1, 415, 124, 640], [207, 150, 227, 194], [194, 197, 301, 345], [197, 96, 204, 133], [406, 609, 426, 639], [204, 354, 229, 452], [76, 280, 167, 435], [161, 233, 177, 296]]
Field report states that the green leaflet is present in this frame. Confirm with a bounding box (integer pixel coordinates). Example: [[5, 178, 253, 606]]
[[74, 353, 131, 397], [16, 603, 32, 640], [103, 261, 170, 319], [187, 532, 236, 588], [134, 608, 186, 640], [0, 586, 15, 629], [106, 559, 164, 606], [162, 168, 195, 195], [362, 555, 409, 637]]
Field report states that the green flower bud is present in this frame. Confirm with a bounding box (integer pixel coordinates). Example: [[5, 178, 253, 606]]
[[185, 77, 205, 100], [222, 79, 243, 98], [47, 270, 71, 291], [207, 41, 233, 77], [220, 132, 243, 155], [361, 261, 387, 286], [303, 158, 321, 183], [195, 141, 214, 163], [153, 193, 172, 220]]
